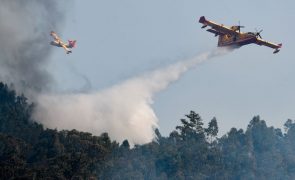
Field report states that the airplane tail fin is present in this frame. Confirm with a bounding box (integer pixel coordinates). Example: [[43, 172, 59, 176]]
[[68, 40, 77, 48], [273, 43, 282, 54], [278, 43, 282, 48], [199, 16, 206, 23]]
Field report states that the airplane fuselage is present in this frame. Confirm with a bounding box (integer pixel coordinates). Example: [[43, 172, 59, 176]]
[[50, 40, 72, 54], [218, 33, 258, 47], [50, 41, 63, 47]]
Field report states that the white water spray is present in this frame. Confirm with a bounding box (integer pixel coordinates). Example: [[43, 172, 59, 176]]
[[33, 47, 232, 145]]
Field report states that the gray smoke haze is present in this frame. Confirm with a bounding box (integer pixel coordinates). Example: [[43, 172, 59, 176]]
[[33, 48, 232, 145], [0, 0, 66, 97]]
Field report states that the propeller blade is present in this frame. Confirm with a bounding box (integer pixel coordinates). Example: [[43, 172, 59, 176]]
[[254, 28, 263, 39]]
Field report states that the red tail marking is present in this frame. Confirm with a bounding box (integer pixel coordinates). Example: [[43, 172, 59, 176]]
[[199, 16, 206, 23], [278, 43, 282, 48], [68, 40, 77, 48]]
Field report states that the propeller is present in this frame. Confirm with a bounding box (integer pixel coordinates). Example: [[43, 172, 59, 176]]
[[255, 28, 263, 39], [236, 21, 245, 32]]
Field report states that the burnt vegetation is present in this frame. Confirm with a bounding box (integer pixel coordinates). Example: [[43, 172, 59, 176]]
[[1, 82, 295, 179]]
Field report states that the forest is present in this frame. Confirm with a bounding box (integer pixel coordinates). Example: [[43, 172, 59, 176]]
[[1, 81, 295, 179]]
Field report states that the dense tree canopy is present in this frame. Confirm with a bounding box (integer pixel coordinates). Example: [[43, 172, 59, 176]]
[[1, 82, 295, 179]]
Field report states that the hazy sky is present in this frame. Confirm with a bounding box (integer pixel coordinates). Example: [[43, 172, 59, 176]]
[[48, 0, 295, 136]]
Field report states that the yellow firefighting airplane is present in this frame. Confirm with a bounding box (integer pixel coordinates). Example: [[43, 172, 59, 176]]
[[199, 16, 282, 54], [50, 31, 76, 54]]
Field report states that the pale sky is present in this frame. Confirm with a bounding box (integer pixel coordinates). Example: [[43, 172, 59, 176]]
[[48, 0, 295, 136]]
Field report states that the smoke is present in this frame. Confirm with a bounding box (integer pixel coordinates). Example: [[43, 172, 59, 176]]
[[0, 0, 66, 97], [0, 1, 233, 145], [33, 47, 232, 145]]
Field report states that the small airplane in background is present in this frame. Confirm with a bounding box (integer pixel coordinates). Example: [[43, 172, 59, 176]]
[[50, 31, 76, 54], [199, 16, 282, 54]]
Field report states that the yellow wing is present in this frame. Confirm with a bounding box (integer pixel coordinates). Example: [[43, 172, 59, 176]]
[[256, 38, 282, 49], [199, 16, 239, 36], [256, 38, 282, 53], [50, 31, 61, 41]]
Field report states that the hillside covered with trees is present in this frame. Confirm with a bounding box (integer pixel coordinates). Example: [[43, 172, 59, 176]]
[[1, 82, 295, 179]]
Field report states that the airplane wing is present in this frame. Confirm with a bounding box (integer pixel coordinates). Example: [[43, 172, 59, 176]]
[[50, 31, 61, 41], [255, 38, 282, 53], [60, 44, 72, 54], [206, 29, 226, 36], [199, 16, 239, 36], [50, 31, 72, 54]]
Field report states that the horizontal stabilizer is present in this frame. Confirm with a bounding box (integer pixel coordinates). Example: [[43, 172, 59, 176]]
[[273, 49, 280, 54]]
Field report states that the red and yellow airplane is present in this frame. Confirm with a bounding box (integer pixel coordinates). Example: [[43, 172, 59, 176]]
[[50, 31, 76, 54], [199, 16, 282, 54]]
